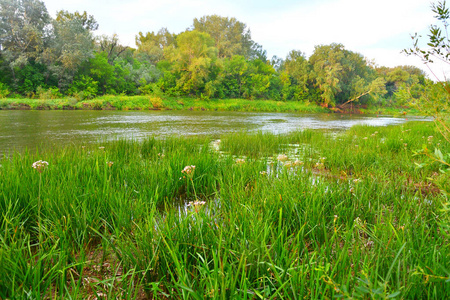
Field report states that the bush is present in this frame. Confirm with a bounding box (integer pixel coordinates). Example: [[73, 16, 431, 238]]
[[68, 75, 99, 100], [149, 96, 163, 108], [36, 87, 62, 100], [0, 82, 10, 98]]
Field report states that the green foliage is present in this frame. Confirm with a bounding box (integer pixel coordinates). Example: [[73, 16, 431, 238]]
[[309, 43, 385, 107], [89, 52, 115, 94], [192, 15, 254, 59], [166, 30, 218, 95], [55, 9, 98, 31], [36, 86, 61, 99], [281, 50, 311, 101], [0, 0, 50, 61], [403, 1, 450, 173], [0, 82, 10, 98], [14, 61, 47, 94], [41, 11, 95, 90], [68, 75, 98, 99], [135, 28, 176, 65]]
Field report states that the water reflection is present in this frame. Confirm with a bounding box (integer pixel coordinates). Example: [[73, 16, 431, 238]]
[[0, 110, 428, 155]]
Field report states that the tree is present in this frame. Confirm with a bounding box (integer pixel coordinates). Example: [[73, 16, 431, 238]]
[[0, 0, 50, 84], [281, 50, 311, 100], [309, 44, 344, 106], [41, 16, 94, 90], [88, 51, 115, 94], [97, 34, 127, 64], [222, 55, 251, 98], [0, 0, 50, 55], [309, 43, 385, 107], [165, 30, 218, 95], [135, 28, 176, 65], [55, 10, 98, 31], [376, 66, 425, 98], [192, 15, 253, 59]]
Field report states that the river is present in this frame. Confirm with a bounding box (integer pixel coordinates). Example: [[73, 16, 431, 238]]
[[0, 110, 428, 155]]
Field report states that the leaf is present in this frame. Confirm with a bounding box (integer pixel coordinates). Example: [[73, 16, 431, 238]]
[[435, 148, 445, 161], [387, 291, 402, 298]]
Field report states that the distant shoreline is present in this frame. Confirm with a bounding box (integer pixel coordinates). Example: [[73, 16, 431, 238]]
[[0, 95, 420, 115]]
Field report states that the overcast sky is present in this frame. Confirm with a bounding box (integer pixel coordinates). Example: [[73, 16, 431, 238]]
[[42, 0, 445, 78]]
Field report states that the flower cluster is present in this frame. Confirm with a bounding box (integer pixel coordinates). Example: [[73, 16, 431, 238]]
[[293, 160, 304, 166], [32, 160, 49, 173], [277, 154, 288, 162], [187, 200, 206, 207], [187, 200, 206, 212], [181, 165, 196, 177], [235, 158, 245, 165], [354, 217, 363, 227], [284, 161, 293, 168], [107, 161, 114, 167], [211, 139, 221, 151], [315, 162, 324, 169], [315, 157, 326, 170]]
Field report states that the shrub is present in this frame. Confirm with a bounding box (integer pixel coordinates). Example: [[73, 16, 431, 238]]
[[36, 87, 62, 100], [0, 82, 10, 98]]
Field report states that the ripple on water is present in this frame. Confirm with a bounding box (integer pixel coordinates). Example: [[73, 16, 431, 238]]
[[0, 110, 430, 155]]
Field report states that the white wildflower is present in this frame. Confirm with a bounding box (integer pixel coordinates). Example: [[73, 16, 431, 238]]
[[181, 165, 196, 178], [32, 160, 49, 173], [277, 154, 288, 162], [293, 160, 304, 166], [235, 158, 245, 165]]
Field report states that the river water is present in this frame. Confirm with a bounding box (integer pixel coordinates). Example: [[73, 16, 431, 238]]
[[0, 110, 428, 155]]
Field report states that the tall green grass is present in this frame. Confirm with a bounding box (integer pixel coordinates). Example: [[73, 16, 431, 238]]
[[1, 121, 449, 298]]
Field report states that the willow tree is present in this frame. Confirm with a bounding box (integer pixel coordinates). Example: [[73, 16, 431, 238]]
[[309, 43, 386, 107]]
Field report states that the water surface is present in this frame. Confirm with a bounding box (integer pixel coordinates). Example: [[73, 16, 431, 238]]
[[0, 110, 427, 155]]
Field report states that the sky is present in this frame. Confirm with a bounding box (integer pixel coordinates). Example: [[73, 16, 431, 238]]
[[42, 0, 446, 79]]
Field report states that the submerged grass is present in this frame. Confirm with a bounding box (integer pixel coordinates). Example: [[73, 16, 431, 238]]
[[1, 121, 449, 298]]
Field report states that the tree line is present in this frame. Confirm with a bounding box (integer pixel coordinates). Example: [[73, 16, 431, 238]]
[[0, 0, 430, 107]]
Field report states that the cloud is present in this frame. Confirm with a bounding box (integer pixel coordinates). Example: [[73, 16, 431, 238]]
[[246, 0, 432, 57]]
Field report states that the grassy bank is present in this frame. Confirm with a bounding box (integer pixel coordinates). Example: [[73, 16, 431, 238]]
[[0, 95, 419, 114], [1, 121, 449, 298]]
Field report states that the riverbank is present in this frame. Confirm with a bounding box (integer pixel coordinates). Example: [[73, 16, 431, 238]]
[[0, 95, 420, 115], [1, 121, 449, 298]]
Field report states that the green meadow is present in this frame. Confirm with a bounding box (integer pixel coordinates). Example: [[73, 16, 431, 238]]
[[1, 121, 449, 299]]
